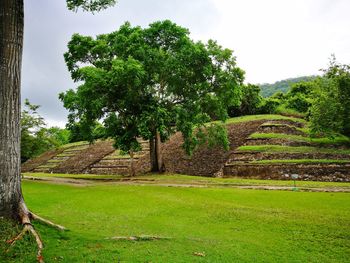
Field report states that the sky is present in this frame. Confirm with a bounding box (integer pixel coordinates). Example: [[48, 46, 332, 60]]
[[22, 0, 350, 127]]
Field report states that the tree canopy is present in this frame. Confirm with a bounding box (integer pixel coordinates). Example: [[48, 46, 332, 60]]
[[60, 20, 244, 171], [66, 0, 117, 12]]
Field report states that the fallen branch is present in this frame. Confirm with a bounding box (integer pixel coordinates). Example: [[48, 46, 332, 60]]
[[106, 235, 171, 241]]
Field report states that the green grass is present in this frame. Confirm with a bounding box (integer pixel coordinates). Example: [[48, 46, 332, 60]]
[[59, 141, 89, 149], [249, 159, 350, 164], [260, 122, 292, 127], [56, 153, 76, 157], [36, 164, 57, 168], [224, 114, 306, 125], [1, 181, 349, 262], [24, 172, 124, 180], [275, 105, 306, 118], [237, 145, 350, 154], [46, 159, 64, 163], [23, 172, 350, 188], [249, 132, 350, 145], [260, 122, 308, 134]]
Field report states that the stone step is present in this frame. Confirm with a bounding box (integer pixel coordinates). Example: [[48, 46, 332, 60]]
[[33, 168, 51, 173], [90, 167, 130, 175], [97, 159, 135, 165], [223, 163, 350, 182], [227, 152, 350, 163], [258, 125, 305, 136], [245, 138, 311, 147], [261, 120, 305, 128], [91, 164, 129, 169]]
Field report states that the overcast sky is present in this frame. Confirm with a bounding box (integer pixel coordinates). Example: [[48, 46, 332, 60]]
[[22, 0, 350, 127]]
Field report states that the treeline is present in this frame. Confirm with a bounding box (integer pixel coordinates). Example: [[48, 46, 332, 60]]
[[259, 76, 317, 97], [21, 100, 70, 163], [230, 56, 350, 138], [21, 100, 105, 163]]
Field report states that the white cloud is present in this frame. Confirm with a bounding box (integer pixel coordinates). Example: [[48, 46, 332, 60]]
[[22, 0, 350, 124], [209, 0, 350, 83]]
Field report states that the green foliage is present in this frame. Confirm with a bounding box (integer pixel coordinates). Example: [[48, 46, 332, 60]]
[[259, 76, 317, 97], [60, 20, 243, 157], [285, 93, 311, 113], [259, 98, 281, 114], [66, 119, 104, 143], [284, 81, 314, 113], [66, 0, 117, 12], [21, 100, 70, 162], [228, 84, 262, 116], [310, 56, 350, 137]]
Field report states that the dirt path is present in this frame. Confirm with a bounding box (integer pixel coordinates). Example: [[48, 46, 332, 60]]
[[23, 176, 350, 192]]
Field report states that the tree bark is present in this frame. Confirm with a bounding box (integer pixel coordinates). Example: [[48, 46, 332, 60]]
[[155, 131, 164, 172], [0, 0, 25, 220], [149, 131, 164, 172], [129, 149, 135, 176], [149, 136, 157, 171]]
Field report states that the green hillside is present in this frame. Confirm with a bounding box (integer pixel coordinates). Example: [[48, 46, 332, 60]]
[[259, 76, 316, 97]]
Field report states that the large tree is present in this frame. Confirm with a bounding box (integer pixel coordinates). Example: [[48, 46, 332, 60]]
[[60, 20, 244, 172], [0, 0, 116, 261]]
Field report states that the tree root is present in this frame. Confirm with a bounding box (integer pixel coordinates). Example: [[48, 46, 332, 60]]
[[31, 213, 66, 231], [6, 222, 44, 263], [6, 201, 67, 263]]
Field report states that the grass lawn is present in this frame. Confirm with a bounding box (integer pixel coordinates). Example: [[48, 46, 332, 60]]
[[1, 180, 349, 262]]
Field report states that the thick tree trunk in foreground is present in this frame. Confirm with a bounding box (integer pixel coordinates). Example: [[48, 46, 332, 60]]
[[149, 131, 164, 172], [0, 0, 24, 220]]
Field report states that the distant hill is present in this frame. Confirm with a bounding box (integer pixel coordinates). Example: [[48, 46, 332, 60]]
[[259, 76, 317, 97]]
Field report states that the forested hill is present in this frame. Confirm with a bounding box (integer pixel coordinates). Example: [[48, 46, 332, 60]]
[[259, 76, 317, 97]]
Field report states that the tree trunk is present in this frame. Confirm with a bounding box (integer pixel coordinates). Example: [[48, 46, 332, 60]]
[[149, 131, 164, 172], [129, 150, 135, 177], [155, 131, 164, 172], [0, 0, 25, 220], [149, 137, 157, 171]]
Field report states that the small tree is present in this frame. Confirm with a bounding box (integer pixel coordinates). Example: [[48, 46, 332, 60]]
[[21, 100, 71, 163], [60, 21, 244, 172], [310, 56, 350, 137]]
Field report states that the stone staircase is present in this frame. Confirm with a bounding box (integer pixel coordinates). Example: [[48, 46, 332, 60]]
[[33, 143, 89, 173], [223, 120, 350, 181], [89, 139, 150, 175]]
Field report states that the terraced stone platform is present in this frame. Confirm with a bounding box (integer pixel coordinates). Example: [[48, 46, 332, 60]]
[[89, 139, 150, 175], [22, 115, 350, 181], [222, 119, 350, 181], [23, 142, 90, 173]]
